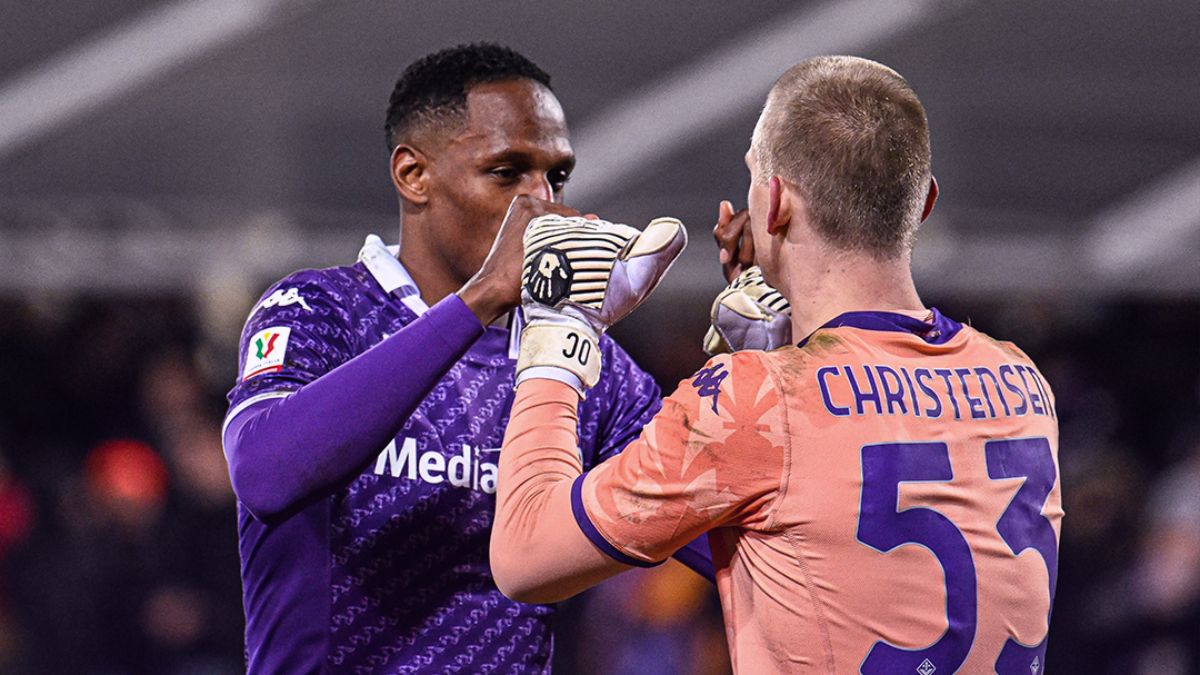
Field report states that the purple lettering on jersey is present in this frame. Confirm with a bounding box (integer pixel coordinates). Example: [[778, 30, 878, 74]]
[[933, 368, 963, 419], [955, 368, 988, 419], [999, 365, 1028, 416], [817, 366, 851, 417], [914, 368, 943, 418], [844, 365, 883, 415], [902, 367, 922, 418], [974, 367, 1007, 416], [875, 365, 908, 415], [226, 260, 662, 673]]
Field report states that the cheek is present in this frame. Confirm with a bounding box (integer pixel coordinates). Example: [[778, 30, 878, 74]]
[[748, 183, 770, 235], [436, 180, 508, 271]]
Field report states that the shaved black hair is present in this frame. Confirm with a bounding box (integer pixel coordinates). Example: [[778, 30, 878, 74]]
[[384, 43, 553, 151]]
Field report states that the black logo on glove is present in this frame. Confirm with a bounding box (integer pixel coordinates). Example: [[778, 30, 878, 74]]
[[527, 247, 573, 306]]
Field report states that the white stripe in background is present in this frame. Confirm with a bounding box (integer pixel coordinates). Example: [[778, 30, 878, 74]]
[[568, 0, 960, 205], [0, 0, 310, 158], [1088, 156, 1200, 280]]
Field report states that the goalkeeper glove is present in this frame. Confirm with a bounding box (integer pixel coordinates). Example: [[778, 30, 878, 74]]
[[703, 266, 792, 355], [516, 214, 687, 395]]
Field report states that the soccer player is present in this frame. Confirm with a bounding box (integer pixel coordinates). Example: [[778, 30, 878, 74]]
[[221, 44, 707, 673], [491, 56, 1062, 673]]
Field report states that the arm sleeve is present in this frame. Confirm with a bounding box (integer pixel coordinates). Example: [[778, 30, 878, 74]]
[[578, 352, 789, 565], [586, 340, 714, 581], [490, 352, 786, 601], [222, 274, 484, 520]]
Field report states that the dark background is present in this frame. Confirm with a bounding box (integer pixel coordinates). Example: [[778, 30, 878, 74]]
[[1, 1, 1198, 673]]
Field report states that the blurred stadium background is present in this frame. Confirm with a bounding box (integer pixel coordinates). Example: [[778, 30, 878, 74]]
[[1, 0, 1199, 673]]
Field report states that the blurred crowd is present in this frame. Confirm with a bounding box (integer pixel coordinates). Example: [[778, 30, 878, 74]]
[[0, 291, 1197, 674]]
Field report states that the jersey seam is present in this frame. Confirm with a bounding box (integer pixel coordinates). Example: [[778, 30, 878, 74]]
[[758, 355, 792, 532], [762, 354, 837, 671], [783, 529, 837, 672]]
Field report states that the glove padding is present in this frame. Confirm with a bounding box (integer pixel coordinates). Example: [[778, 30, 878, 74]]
[[703, 266, 792, 355], [517, 214, 687, 393]]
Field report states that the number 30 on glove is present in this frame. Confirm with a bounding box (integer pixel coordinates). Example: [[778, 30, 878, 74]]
[[517, 214, 687, 394]]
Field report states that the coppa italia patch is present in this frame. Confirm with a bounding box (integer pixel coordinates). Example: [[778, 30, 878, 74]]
[[243, 327, 291, 380]]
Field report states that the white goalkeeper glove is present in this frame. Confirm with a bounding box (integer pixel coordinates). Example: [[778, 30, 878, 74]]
[[516, 214, 687, 394], [703, 266, 792, 355]]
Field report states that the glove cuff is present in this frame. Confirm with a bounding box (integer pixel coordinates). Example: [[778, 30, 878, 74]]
[[516, 322, 602, 393]]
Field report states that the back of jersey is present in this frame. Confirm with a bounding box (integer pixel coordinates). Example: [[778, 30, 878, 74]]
[[723, 310, 1061, 674]]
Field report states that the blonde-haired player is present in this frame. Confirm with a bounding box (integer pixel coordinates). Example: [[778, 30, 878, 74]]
[[490, 56, 1061, 674]]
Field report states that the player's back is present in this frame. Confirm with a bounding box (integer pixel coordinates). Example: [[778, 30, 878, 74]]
[[718, 309, 1060, 674]]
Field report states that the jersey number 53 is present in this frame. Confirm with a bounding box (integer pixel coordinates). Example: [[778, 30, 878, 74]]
[[857, 438, 1057, 675]]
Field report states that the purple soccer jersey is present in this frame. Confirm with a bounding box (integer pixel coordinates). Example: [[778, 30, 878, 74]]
[[224, 240, 662, 674]]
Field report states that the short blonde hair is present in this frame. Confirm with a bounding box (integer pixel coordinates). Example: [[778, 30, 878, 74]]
[[754, 56, 931, 258]]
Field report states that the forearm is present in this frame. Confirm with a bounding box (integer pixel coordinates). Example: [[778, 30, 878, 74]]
[[224, 294, 484, 520], [491, 379, 629, 603]]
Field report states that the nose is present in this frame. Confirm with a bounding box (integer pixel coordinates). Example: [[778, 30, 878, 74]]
[[525, 174, 553, 202]]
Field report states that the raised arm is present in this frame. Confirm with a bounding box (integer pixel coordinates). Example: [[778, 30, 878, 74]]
[[223, 290, 487, 521], [491, 352, 788, 603], [222, 197, 575, 520]]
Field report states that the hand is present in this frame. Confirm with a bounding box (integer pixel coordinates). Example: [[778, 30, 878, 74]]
[[713, 201, 754, 282], [516, 213, 688, 393], [459, 195, 581, 325], [703, 266, 791, 355]]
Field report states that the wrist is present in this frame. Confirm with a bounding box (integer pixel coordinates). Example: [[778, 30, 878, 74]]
[[516, 319, 601, 394], [458, 274, 513, 326]]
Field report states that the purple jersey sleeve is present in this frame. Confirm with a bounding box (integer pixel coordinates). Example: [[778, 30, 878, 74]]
[[587, 339, 663, 464], [227, 270, 357, 411], [223, 270, 486, 520]]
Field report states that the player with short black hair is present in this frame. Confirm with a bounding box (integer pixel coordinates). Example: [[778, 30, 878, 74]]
[[384, 42, 552, 151], [222, 43, 708, 674]]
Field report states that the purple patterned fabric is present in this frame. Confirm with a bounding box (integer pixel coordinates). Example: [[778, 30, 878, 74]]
[[225, 260, 661, 674]]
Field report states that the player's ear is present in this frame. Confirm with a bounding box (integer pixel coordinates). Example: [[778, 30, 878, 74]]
[[390, 144, 430, 205], [766, 175, 791, 236], [920, 175, 938, 223]]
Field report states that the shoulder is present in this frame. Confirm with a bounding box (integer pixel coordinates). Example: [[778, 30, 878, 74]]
[[666, 350, 780, 421], [243, 265, 372, 327], [960, 325, 1043, 369], [252, 265, 364, 311]]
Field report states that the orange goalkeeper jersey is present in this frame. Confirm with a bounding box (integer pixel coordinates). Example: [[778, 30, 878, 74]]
[[574, 309, 1061, 674]]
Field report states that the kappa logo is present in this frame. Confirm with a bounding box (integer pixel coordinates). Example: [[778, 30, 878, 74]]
[[691, 362, 728, 413], [259, 287, 312, 312], [243, 326, 291, 380]]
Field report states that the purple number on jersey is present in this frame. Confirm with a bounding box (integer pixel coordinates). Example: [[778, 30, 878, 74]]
[[857, 442, 977, 674], [987, 437, 1057, 675]]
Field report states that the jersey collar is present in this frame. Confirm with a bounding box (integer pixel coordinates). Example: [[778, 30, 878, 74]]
[[797, 308, 963, 348], [358, 234, 430, 316], [357, 234, 522, 360]]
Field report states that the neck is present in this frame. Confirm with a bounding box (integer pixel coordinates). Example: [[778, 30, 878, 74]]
[[782, 248, 925, 341], [397, 222, 463, 308]]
